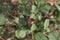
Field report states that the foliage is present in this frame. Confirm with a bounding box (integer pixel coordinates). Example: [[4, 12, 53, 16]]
[[0, 0, 60, 40]]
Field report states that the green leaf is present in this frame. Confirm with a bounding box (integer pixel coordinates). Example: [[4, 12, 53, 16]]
[[48, 32, 58, 40], [18, 6, 25, 12], [19, 30, 27, 38], [44, 4, 52, 11], [44, 19, 49, 29], [0, 14, 6, 25], [35, 32, 48, 40], [37, 12, 42, 20], [14, 17, 19, 24], [38, 14, 42, 20], [0, 26, 3, 35], [31, 5, 36, 13], [30, 13, 35, 18], [40, 2, 52, 12], [19, 0, 27, 4], [15, 30, 20, 38], [15, 29, 30, 39], [53, 9, 60, 18], [55, 4, 60, 11], [59, 36, 60, 40], [46, 28, 50, 32], [26, 30, 31, 34], [1, 5, 11, 12], [19, 0, 23, 4], [19, 18, 27, 26], [31, 24, 37, 32]]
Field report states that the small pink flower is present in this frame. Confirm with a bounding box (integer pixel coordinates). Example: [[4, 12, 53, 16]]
[[48, 1, 54, 6], [27, 16, 32, 22], [46, 0, 55, 6]]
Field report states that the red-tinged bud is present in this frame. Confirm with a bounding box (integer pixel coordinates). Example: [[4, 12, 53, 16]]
[[48, 2, 54, 6], [27, 16, 32, 22], [46, 0, 55, 6]]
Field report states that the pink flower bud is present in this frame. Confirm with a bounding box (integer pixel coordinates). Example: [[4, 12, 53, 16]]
[[27, 17, 32, 22], [48, 1, 54, 6]]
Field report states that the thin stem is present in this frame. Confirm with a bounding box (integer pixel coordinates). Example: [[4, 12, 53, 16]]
[[32, 32, 35, 40]]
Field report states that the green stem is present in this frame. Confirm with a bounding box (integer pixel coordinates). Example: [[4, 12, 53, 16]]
[[32, 32, 35, 40]]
